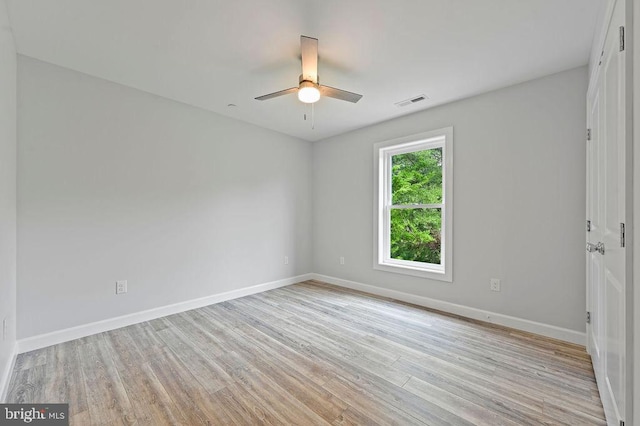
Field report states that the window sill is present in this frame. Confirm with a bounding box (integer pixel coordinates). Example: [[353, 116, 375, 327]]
[[374, 262, 452, 282]]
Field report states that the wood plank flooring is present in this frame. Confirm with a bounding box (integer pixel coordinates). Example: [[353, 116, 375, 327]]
[[7, 280, 606, 425]]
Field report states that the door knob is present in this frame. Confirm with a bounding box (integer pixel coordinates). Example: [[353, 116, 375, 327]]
[[586, 242, 605, 255]]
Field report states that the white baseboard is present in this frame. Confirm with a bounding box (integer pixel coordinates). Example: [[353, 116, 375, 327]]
[[311, 273, 586, 346], [0, 343, 18, 403], [17, 274, 313, 354], [15, 271, 585, 354]]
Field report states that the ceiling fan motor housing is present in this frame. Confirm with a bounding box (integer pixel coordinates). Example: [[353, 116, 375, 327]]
[[299, 74, 318, 84]]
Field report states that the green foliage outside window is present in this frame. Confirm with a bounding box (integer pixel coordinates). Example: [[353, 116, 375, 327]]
[[390, 148, 443, 264]]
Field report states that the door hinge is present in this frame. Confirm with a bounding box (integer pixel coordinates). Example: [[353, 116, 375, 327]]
[[620, 26, 625, 51], [586, 311, 591, 324], [620, 223, 625, 247], [586, 220, 591, 232], [587, 128, 591, 141]]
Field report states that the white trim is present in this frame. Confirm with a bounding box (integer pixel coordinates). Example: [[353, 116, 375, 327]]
[[633, 0, 639, 422], [0, 343, 18, 403], [12, 271, 585, 358], [311, 273, 586, 346], [373, 127, 453, 282], [17, 274, 312, 354]]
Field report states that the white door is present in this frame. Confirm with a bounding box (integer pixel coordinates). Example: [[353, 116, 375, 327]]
[[586, 1, 626, 424], [587, 66, 604, 386]]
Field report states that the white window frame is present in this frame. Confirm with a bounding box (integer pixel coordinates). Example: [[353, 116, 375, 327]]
[[373, 127, 453, 282]]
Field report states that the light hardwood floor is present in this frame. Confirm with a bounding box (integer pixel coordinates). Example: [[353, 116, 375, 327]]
[[7, 280, 605, 425]]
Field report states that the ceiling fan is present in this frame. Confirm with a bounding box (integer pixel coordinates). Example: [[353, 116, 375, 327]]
[[255, 35, 363, 104]]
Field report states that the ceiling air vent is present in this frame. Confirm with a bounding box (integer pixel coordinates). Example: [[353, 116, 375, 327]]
[[394, 94, 429, 108]]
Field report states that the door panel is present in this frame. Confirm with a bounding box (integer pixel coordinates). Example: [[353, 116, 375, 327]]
[[589, 255, 603, 358], [605, 270, 624, 420]]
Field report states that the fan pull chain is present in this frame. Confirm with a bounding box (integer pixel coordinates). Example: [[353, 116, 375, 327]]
[[311, 103, 315, 130]]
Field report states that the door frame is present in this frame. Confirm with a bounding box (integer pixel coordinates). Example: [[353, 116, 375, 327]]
[[622, 1, 633, 424], [633, 0, 639, 423]]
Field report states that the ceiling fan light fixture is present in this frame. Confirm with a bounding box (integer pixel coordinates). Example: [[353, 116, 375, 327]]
[[298, 81, 320, 103]]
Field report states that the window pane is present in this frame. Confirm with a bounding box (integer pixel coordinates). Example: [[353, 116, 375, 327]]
[[392, 148, 442, 204], [390, 208, 441, 264]]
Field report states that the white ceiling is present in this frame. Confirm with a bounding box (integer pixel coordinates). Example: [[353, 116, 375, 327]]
[[6, 0, 602, 142]]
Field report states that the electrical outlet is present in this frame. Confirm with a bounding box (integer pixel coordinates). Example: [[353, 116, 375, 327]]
[[116, 280, 128, 295], [490, 278, 501, 292], [284, 256, 289, 265], [339, 256, 345, 265]]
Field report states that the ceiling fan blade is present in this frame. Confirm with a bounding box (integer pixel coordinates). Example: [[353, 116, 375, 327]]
[[300, 35, 318, 83], [255, 87, 298, 101], [319, 85, 363, 103]]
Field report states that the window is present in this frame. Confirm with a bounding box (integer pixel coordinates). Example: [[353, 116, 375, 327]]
[[374, 127, 453, 281]]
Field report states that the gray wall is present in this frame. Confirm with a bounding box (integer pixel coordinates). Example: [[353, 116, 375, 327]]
[[0, 1, 17, 397], [14, 57, 590, 340], [17, 56, 312, 339], [313, 67, 588, 332]]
